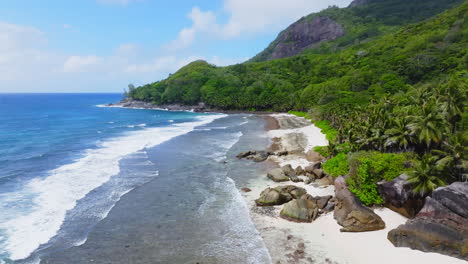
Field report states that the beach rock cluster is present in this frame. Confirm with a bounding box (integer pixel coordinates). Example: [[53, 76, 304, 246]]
[[334, 177, 386, 232], [377, 174, 424, 218], [387, 182, 468, 260], [256, 185, 307, 206], [256, 183, 335, 223], [236, 150, 288, 162]]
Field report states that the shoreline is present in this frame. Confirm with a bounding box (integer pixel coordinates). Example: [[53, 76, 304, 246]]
[[105, 98, 281, 115], [240, 114, 466, 264]]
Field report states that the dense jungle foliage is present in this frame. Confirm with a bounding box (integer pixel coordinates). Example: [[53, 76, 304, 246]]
[[129, 1, 468, 204]]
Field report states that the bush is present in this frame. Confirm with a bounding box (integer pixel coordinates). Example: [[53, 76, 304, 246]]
[[323, 153, 349, 178], [314, 146, 330, 158], [346, 151, 409, 205], [288, 111, 312, 119]]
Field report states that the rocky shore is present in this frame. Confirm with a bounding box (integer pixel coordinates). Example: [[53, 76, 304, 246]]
[[238, 114, 466, 264], [106, 98, 276, 114]]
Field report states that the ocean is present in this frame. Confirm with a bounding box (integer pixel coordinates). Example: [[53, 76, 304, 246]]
[[0, 94, 271, 263]]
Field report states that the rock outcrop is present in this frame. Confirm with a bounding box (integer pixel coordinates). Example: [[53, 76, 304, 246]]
[[267, 168, 290, 182], [252, 16, 345, 61], [302, 194, 333, 209], [377, 174, 425, 218], [348, 0, 369, 8], [334, 177, 386, 232], [237, 150, 273, 162], [282, 164, 302, 182], [256, 185, 307, 206], [388, 182, 468, 260], [280, 198, 319, 223]]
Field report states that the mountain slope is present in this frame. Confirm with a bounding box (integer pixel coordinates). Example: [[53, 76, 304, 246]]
[[129, 1, 467, 111], [250, 0, 464, 62]]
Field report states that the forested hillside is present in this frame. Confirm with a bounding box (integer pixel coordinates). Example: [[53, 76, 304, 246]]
[[129, 1, 467, 203]]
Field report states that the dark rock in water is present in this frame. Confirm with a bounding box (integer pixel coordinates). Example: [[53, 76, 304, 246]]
[[236, 151, 255, 159], [334, 177, 385, 232], [280, 198, 319, 223], [377, 174, 425, 218], [387, 182, 468, 260], [267, 168, 290, 182], [241, 187, 252, 193], [276, 151, 289, 156], [251, 151, 272, 162], [236, 150, 273, 162], [304, 178, 312, 185], [256, 185, 307, 206]]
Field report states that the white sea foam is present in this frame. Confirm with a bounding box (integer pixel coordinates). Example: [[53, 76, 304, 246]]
[[0, 114, 225, 261], [208, 132, 243, 162], [127, 123, 146, 128]]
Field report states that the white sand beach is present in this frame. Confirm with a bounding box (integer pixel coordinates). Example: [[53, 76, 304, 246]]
[[241, 114, 466, 264]]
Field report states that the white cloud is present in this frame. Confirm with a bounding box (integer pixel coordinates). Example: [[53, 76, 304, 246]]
[[170, 0, 352, 49], [63, 55, 102, 73], [168, 7, 219, 50]]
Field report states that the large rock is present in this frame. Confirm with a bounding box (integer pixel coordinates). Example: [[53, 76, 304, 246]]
[[304, 163, 322, 179], [236, 150, 273, 162], [295, 166, 305, 176], [256, 188, 286, 206], [280, 198, 319, 223], [256, 185, 307, 206], [275, 185, 307, 200], [388, 182, 468, 260], [377, 174, 425, 218], [282, 164, 302, 182], [302, 194, 332, 209], [315, 175, 334, 186], [306, 149, 325, 162], [267, 168, 290, 182], [334, 177, 386, 232]]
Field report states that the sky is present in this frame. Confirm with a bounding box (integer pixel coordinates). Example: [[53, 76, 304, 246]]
[[0, 0, 352, 93]]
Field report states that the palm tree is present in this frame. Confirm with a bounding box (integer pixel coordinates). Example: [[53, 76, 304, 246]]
[[384, 117, 414, 150], [431, 132, 467, 181], [407, 155, 446, 196], [408, 100, 448, 148], [436, 77, 466, 129]]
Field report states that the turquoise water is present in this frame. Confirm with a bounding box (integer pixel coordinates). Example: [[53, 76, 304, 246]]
[[0, 94, 227, 262]]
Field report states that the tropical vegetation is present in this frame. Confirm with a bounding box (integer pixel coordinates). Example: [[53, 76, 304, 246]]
[[128, 1, 468, 204]]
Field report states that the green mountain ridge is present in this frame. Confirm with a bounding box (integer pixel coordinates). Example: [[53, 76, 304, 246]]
[[251, 0, 464, 62]]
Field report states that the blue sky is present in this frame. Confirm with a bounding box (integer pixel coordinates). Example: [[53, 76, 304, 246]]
[[0, 0, 352, 92]]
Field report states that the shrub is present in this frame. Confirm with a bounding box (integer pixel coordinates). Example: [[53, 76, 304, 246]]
[[346, 151, 410, 205], [288, 111, 312, 119], [314, 146, 330, 158], [323, 153, 349, 178]]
